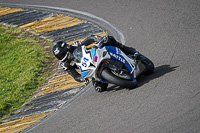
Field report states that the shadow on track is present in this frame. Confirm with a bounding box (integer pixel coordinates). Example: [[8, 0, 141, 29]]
[[106, 65, 179, 91], [137, 65, 179, 87]]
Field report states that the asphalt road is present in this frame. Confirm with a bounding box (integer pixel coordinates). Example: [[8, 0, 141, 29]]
[[1, 0, 200, 133]]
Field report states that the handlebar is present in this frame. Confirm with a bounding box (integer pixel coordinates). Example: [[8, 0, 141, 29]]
[[94, 36, 107, 48]]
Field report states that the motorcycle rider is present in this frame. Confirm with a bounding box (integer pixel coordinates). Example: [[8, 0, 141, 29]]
[[52, 35, 137, 91]]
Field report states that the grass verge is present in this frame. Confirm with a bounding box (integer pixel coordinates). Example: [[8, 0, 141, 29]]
[[0, 24, 57, 119]]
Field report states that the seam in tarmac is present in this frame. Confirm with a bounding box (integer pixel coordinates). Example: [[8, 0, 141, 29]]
[[0, 3, 125, 132]]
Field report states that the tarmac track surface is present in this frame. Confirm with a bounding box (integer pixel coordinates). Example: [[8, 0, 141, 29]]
[[1, 0, 200, 133]]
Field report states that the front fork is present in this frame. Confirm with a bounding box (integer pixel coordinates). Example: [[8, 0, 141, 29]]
[[131, 53, 146, 78]]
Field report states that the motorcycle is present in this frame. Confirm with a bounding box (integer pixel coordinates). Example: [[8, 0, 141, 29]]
[[72, 40, 154, 92]]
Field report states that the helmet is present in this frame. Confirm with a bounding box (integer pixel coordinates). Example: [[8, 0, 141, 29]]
[[53, 40, 71, 62]]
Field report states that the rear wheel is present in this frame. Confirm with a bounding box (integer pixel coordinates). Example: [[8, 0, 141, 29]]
[[101, 68, 137, 89]]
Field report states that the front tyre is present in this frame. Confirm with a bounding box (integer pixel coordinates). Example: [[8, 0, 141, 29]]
[[140, 56, 154, 75], [101, 68, 137, 89]]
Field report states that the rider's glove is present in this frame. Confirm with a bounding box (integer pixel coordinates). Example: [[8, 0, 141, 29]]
[[74, 75, 85, 82], [99, 36, 108, 47], [95, 36, 108, 47], [76, 76, 89, 85], [72, 40, 82, 47], [102, 36, 108, 43], [85, 78, 90, 85]]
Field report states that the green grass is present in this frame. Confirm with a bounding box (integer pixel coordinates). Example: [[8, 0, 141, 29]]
[[0, 24, 54, 118]]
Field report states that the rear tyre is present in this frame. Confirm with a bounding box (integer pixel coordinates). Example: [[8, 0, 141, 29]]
[[101, 68, 137, 89]]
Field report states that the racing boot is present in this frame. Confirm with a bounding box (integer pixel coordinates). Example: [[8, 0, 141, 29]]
[[92, 80, 108, 92], [118, 42, 136, 55], [105, 36, 137, 55]]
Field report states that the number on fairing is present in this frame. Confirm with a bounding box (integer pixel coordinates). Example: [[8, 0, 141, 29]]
[[82, 57, 89, 68]]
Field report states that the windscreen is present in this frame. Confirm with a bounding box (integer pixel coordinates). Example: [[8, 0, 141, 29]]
[[73, 47, 83, 63]]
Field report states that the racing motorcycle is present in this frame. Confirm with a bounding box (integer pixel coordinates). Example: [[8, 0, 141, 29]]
[[73, 40, 154, 92]]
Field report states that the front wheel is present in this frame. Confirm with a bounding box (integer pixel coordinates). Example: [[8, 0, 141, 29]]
[[140, 55, 154, 75], [101, 68, 137, 89]]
